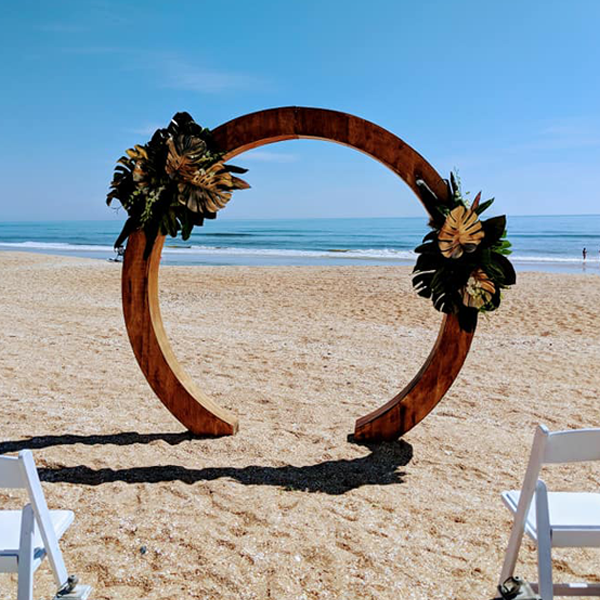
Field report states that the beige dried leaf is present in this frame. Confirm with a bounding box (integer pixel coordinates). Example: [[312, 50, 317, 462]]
[[178, 162, 249, 214], [165, 135, 207, 182], [438, 205, 484, 259], [462, 268, 496, 309], [125, 145, 148, 160]]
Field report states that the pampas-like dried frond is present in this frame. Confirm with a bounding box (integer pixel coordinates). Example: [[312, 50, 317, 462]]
[[462, 268, 496, 308]]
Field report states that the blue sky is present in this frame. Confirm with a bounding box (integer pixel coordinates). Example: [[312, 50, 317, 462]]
[[1, 0, 599, 222]]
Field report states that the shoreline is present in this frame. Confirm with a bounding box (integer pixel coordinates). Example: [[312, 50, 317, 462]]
[[1, 247, 599, 274]]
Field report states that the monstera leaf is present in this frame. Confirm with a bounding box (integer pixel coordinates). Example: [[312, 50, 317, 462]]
[[177, 162, 250, 214], [165, 134, 209, 181], [486, 252, 517, 287], [412, 252, 441, 298], [415, 179, 448, 228], [107, 112, 250, 252], [106, 157, 136, 208], [411, 171, 516, 330], [479, 215, 506, 249], [438, 204, 484, 259]]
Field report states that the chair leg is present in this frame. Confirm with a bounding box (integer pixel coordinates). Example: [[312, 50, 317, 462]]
[[535, 480, 553, 600], [17, 504, 35, 600], [499, 521, 524, 584]]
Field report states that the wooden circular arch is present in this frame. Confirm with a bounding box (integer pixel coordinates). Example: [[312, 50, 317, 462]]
[[121, 106, 476, 441]]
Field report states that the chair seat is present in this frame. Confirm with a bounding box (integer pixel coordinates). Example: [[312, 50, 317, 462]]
[[502, 490, 600, 547], [0, 509, 74, 572]]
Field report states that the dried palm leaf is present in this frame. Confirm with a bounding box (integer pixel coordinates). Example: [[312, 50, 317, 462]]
[[438, 205, 484, 259], [165, 134, 208, 181], [462, 268, 496, 308], [125, 145, 148, 161], [119, 146, 149, 184], [178, 162, 250, 214]]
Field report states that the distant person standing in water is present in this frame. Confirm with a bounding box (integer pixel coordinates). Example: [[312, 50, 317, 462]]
[[583, 247, 587, 261]]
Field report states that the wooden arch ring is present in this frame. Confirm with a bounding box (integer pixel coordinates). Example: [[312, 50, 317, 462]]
[[121, 107, 475, 441]]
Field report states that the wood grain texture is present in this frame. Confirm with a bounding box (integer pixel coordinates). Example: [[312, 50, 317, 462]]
[[121, 106, 475, 440], [211, 106, 448, 201], [122, 231, 238, 436]]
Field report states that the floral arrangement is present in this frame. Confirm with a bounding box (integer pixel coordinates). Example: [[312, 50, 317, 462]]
[[107, 112, 249, 255], [412, 172, 515, 332]]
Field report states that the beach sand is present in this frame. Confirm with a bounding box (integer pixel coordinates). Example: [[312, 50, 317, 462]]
[[1, 251, 599, 600]]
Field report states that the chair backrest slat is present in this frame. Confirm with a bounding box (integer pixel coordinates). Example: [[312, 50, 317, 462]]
[[543, 429, 600, 464], [0, 455, 27, 489], [18, 451, 69, 586]]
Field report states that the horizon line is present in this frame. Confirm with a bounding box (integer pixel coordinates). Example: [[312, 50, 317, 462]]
[[1, 213, 600, 224]]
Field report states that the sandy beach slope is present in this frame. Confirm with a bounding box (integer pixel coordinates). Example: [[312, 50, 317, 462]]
[[1, 251, 599, 599]]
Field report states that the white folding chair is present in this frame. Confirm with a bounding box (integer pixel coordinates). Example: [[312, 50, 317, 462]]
[[0, 450, 91, 600], [500, 424, 600, 599]]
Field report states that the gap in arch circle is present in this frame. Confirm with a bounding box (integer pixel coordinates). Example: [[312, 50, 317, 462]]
[[156, 138, 441, 433]]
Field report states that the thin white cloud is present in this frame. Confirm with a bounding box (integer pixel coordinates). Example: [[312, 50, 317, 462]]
[[40, 43, 266, 94], [242, 151, 297, 163], [87, 0, 138, 24], [160, 59, 263, 93], [514, 118, 600, 152], [435, 116, 600, 172]]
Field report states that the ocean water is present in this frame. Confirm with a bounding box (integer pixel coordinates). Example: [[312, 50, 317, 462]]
[[0, 216, 599, 273]]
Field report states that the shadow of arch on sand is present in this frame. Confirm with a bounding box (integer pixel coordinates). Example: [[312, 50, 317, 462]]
[[0, 431, 197, 453], [0, 432, 413, 495]]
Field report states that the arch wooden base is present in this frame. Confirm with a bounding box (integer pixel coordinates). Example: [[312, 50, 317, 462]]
[[121, 106, 476, 440], [353, 313, 474, 441]]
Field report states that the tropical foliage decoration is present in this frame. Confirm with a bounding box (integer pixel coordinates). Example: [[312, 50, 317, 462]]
[[107, 112, 249, 255], [412, 172, 516, 332]]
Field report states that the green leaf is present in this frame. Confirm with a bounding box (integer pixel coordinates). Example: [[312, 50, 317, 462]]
[[479, 248, 493, 268], [491, 253, 517, 286], [106, 190, 120, 206], [158, 215, 169, 236], [180, 211, 193, 240], [189, 211, 205, 226], [481, 215, 506, 247], [450, 171, 459, 196], [113, 217, 137, 249], [474, 198, 494, 215], [492, 239, 513, 255], [416, 179, 447, 228], [166, 210, 178, 238], [414, 241, 438, 254], [412, 274, 433, 298], [413, 252, 442, 273], [142, 222, 159, 258], [224, 164, 248, 174], [430, 269, 446, 293], [458, 308, 477, 332], [488, 288, 501, 309]]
